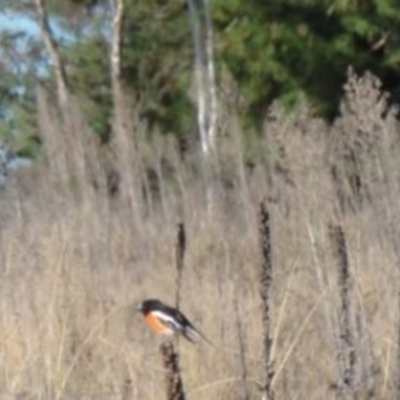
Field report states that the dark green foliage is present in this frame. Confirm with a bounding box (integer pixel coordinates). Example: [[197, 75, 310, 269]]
[[0, 65, 40, 156], [122, 0, 196, 136], [215, 0, 400, 123], [64, 36, 112, 142], [1, 0, 400, 157]]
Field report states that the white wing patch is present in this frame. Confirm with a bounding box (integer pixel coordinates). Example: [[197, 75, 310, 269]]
[[152, 310, 183, 333]]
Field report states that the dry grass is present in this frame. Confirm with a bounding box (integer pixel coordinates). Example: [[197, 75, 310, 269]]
[[0, 71, 399, 399]]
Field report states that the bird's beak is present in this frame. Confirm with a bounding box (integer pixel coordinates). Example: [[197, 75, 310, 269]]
[[136, 303, 143, 312]]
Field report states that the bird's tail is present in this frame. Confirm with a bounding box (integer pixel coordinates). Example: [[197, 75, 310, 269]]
[[183, 326, 213, 346]]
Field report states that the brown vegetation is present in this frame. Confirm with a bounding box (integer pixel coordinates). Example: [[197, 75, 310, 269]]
[[0, 71, 399, 399]]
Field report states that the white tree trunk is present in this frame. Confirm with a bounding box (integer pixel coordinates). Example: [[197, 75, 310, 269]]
[[187, 0, 218, 209], [187, 0, 208, 157], [203, 0, 218, 154], [110, 0, 123, 82], [187, 0, 218, 159]]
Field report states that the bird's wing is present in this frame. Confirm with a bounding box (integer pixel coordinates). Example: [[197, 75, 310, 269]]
[[173, 310, 213, 345], [153, 306, 213, 345], [151, 310, 184, 333]]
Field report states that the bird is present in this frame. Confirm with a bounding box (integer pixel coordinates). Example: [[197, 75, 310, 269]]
[[138, 298, 211, 344]]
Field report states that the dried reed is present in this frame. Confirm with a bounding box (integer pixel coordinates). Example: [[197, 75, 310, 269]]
[[175, 222, 186, 309], [234, 295, 250, 400], [258, 202, 275, 400], [160, 340, 186, 400], [160, 222, 187, 400], [330, 223, 356, 399]]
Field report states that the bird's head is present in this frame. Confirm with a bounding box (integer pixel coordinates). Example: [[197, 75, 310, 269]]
[[137, 298, 162, 314]]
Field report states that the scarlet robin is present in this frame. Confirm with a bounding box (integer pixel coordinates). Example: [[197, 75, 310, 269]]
[[138, 299, 210, 344]]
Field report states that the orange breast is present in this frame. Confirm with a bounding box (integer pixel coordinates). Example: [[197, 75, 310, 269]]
[[144, 313, 174, 336]]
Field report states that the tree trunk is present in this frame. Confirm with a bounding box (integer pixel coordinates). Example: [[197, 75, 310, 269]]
[[110, 0, 141, 219], [203, 0, 218, 154], [34, 0, 103, 205], [34, 0, 69, 108], [186, 0, 218, 209]]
